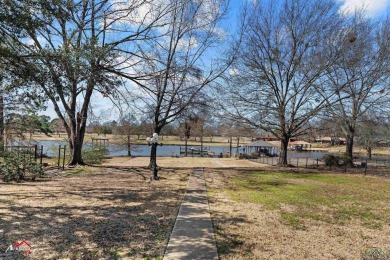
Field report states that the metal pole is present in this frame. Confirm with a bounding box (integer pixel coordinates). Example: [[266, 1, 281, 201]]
[[153, 143, 159, 180], [306, 157, 308, 168], [296, 158, 298, 168]]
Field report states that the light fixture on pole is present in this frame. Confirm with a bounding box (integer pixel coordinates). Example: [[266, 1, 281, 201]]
[[146, 133, 162, 180]]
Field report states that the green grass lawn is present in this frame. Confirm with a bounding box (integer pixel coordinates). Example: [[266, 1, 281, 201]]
[[226, 172, 390, 229]]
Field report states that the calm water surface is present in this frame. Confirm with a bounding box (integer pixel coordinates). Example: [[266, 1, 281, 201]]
[[12, 139, 333, 159]]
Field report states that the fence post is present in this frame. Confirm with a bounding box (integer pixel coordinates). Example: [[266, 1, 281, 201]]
[[34, 145, 38, 160], [62, 145, 66, 170], [40, 145, 43, 165], [296, 158, 299, 168], [317, 158, 319, 167], [306, 157, 308, 168], [58, 145, 61, 168]]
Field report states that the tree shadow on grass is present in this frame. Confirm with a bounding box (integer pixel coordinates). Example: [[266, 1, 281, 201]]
[[0, 169, 188, 259], [211, 208, 251, 258]]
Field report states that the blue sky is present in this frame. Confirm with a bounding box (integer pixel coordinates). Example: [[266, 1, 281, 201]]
[[40, 0, 390, 122]]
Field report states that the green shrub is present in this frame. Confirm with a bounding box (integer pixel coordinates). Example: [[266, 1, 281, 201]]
[[337, 154, 352, 166], [324, 154, 352, 167], [82, 148, 107, 165], [0, 141, 4, 157], [0, 152, 44, 182]]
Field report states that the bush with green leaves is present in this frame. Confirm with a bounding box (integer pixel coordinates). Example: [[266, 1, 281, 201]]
[[0, 141, 4, 157], [337, 154, 353, 166], [0, 152, 44, 182], [82, 148, 107, 165], [324, 154, 352, 167]]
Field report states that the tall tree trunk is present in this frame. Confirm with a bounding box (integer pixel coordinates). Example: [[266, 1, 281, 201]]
[[346, 133, 354, 159], [366, 147, 372, 159], [68, 113, 88, 165], [185, 137, 188, 156], [200, 135, 203, 157], [279, 136, 290, 165], [127, 134, 131, 156], [0, 95, 4, 145], [69, 136, 84, 165], [236, 136, 240, 157], [229, 136, 232, 157], [184, 122, 190, 156]]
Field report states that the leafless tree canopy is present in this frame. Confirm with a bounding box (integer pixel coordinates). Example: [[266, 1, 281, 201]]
[[120, 0, 231, 132], [222, 0, 346, 164], [112, 0, 232, 164], [0, 0, 173, 164], [325, 12, 390, 158]]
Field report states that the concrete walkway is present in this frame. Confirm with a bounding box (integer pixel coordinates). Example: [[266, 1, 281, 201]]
[[164, 168, 218, 260]]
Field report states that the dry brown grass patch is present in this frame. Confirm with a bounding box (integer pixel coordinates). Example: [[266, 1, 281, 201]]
[[0, 167, 189, 259]]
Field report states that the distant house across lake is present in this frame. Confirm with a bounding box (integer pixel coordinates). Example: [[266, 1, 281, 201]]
[[315, 136, 345, 145], [255, 134, 296, 142]]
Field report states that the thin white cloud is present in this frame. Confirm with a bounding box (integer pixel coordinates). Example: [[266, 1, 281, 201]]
[[25, 36, 47, 46], [340, 0, 390, 16]]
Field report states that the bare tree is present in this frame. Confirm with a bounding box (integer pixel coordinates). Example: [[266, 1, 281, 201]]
[[0, 0, 170, 164], [50, 118, 65, 136], [221, 0, 348, 165], [325, 13, 390, 159], [356, 114, 386, 159], [114, 113, 138, 156], [117, 0, 233, 165]]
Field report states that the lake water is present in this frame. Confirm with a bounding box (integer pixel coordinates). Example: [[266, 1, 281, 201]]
[[14, 140, 330, 159], [21, 140, 235, 157]]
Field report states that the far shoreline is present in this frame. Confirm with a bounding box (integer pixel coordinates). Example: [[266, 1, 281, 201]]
[[17, 132, 390, 157]]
